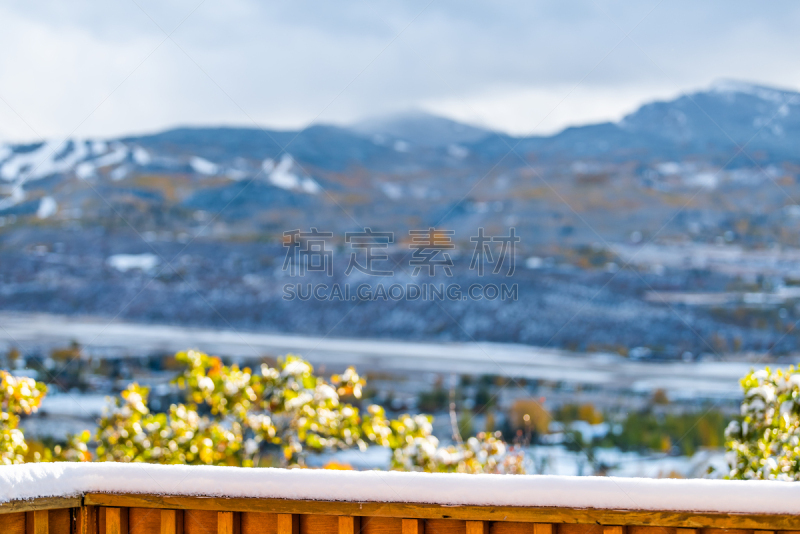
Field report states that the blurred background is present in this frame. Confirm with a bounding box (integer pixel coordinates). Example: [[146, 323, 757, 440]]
[[2, 0, 800, 476]]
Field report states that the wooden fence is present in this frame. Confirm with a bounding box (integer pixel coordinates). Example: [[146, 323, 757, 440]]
[[2, 491, 800, 534]]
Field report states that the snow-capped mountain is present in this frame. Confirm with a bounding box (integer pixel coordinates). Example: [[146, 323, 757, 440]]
[[619, 80, 800, 153], [471, 81, 800, 164], [5, 82, 800, 354], [2, 80, 800, 227]]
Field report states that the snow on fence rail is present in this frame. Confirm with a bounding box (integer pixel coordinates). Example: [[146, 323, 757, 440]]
[[1, 463, 800, 534]]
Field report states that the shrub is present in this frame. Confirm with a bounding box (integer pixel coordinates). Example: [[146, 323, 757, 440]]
[[725, 366, 800, 480], [3, 350, 525, 474]]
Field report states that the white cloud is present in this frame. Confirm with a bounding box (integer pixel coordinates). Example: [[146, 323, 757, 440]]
[[0, 0, 799, 141]]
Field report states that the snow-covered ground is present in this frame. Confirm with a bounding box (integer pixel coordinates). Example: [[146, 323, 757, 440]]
[[612, 242, 800, 279], [2, 462, 800, 514], [0, 312, 759, 401], [306, 445, 726, 479], [526, 445, 726, 479]]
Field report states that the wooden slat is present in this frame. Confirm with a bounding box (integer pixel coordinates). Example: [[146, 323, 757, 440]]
[[277, 514, 299, 534], [363, 517, 402, 534], [301, 515, 338, 534], [50, 508, 72, 534], [403, 519, 425, 534], [129, 507, 161, 534], [630, 527, 675, 534], [427, 519, 466, 534], [104, 508, 129, 534], [26, 509, 48, 534], [467, 522, 489, 534], [403, 519, 424, 534], [0, 512, 26, 534], [83, 494, 800, 532], [491, 522, 533, 534], [605, 527, 626, 534], [534, 526, 554, 534], [0, 497, 82, 515], [161, 510, 184, 534], [241, 512, 278, 534], [218, 512, 240, 534], [80, 505, 99, 534], [558, 526, 602, 534], [340, 516, 362, 534], [184, 510, 217, 534], [677, 530, 697, 534]]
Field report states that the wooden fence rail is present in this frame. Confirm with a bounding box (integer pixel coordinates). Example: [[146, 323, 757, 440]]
[[2, 492, 799, 534]]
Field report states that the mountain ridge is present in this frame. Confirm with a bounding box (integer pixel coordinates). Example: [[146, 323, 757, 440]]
[[2, 79, 800, 230]]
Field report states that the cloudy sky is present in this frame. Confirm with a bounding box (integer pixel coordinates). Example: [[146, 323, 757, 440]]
[[1, 1, 799, 142]]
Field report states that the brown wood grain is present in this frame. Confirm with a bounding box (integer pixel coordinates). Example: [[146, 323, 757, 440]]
[[363, 516, 403, 534], [103, 508, 129, 534], [81, 506, 99, 534], [403, 519, 424, 534], [242, 512, 278, 534], [49, 508, 71, 534], [490, 521, 534, 534], [605, 527, 626, 534], [161, 510, 184, 534], [339, 516, 361, 534], [82, 494, 800, 532], [0, 498, 81, 516], [466, 522, 489, 534], [184, 510, 217, 534], [301, 514, 338, 534], [26, 509, 49, 534], [129, 507, 162, 534], [534, 525, 554, 534], [558, 524, 603, 534], [218, 512, 241, 534], [631, 527, 676, 534], [278, 514, 299, 534], [426, 519, 466, 534], [0, 512, 25, 534]]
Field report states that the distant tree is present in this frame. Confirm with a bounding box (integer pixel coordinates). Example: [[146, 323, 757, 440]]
[[6, 347, 20, 367], [554, 403, 603, 425], [509, 399, 551, 434], [608, 409, 724, 456], [651, 389, 669, 405], [726, 366, 800, 480]]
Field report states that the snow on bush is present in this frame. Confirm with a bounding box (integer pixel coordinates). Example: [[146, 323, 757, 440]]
[[0, 370, 47, 464], [726, 365, 800, 480], [1, 350, 524, 474]]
